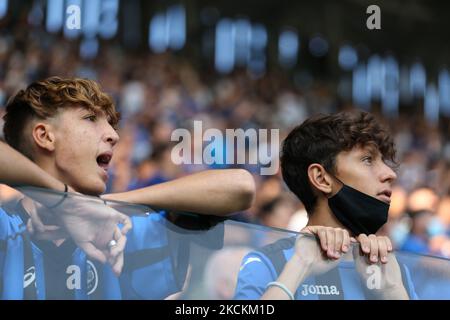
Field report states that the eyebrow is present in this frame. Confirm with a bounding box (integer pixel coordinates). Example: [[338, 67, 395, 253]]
[[361, 144, 379, 157]]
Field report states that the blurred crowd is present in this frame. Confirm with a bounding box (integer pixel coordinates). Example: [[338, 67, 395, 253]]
[[2, 27, 450, 261]]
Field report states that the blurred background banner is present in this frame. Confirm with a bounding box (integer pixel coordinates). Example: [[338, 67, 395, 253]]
[[1, 0, 450, 264]]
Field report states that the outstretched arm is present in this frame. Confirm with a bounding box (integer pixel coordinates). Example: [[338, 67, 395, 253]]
[[103, 169, 256, 216], [0, 141, 66, 192]]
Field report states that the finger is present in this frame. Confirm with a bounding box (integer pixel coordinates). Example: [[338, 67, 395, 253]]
[[107, 226, 127, 268], [112, 252, 124, 277], [34, 226, 67, 241], [368, 235, 379, 263], [326, 228, 336, 259], [109, 227, 127, 262], [378, 237, 388, 264], [385, 237, 393, 252], [357, 234, 370, 254], [29, 210, 47, 234], [317, 228, 328, 251], [334, 229, 344, 257], [78, 242, 108, 264], [301, 226, 314, 234], [342, 230, 350, 253], [117, 213, 132, 235], [27, 212, 66, 240]]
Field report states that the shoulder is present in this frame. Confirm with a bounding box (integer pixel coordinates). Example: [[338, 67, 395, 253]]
[[0, 202, 25, 240], [234, 238, 296, 300], [238, 237, 297, 283], [258, 237, 296, 256]]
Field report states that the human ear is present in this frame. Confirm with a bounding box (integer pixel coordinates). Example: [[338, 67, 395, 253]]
[[307, 163, 333, 194], [32, 123, 56, 152]]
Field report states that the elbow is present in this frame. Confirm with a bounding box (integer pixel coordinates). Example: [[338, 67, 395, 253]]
[[234, 169, 256, 210]]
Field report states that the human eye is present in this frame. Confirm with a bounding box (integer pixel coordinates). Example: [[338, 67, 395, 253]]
[[362, 155, 373, 165], [83, 114, 97, 122]]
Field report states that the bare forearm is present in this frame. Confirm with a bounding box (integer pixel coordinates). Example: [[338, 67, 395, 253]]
[[0, 141, 65, 191], [103, 169, 256, 216], [380, 286, 409, 300], [261, 255, 310, 300]]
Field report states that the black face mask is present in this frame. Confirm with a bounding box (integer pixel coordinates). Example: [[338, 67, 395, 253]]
[[328, 179, 389, 236]]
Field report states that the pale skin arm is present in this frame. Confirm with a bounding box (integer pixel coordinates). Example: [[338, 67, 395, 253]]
[[0, 140, 256, 215], [0, 141, 130, 275], [261, 255, 312, 300], [102, 169, 256, 216], [261, 226, 349, 299], [262, 229, 409, 300], [0, 141, 66, 192]]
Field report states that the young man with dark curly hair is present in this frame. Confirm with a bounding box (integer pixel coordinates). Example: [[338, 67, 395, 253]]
[[234, 111, 417, 300], [0, 77, 255, 299]]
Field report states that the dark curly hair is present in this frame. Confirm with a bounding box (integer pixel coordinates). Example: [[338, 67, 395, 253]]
[[280, 110, 396, 214]]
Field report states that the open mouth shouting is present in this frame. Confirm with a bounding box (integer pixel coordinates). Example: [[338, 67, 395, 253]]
[[96, 151, 112, 180]]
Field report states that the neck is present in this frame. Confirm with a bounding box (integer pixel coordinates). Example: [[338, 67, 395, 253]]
[[306, 199, 348, 230], [35, 158, 66, 185]]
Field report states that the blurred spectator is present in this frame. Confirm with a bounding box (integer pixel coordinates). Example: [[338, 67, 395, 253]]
[[406, 188, 439, 213], [127, 143, 180, 190], [2, 21, 450, 258], [257, 195, 295, 230], [389, 186, 408, 220], [400, 210, 433, 255]]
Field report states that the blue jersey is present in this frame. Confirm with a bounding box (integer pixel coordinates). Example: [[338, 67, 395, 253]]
[[234, 237, 419, 300], [0, 199, 192, 300]]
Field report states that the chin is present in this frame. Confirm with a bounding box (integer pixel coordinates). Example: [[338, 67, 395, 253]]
[[75, 181, 106, 196]]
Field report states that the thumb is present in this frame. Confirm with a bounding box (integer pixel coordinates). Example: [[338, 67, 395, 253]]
[[301, 226, 318, 234]]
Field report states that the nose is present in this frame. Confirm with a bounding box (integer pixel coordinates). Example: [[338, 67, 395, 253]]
[[380, 161, 397, 184], [104, 123, 120, 147]]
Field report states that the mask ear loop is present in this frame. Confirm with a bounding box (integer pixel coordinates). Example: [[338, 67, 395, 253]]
[[331, 175, 345, 186], [326, 174, 345, 199]]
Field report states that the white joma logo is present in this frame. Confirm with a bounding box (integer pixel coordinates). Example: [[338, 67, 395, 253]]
[[301, 284, 340, 296], [23, 267, 36, 289]]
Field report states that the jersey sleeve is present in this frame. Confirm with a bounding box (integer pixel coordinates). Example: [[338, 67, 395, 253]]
[[233, 252, 276, 300]]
